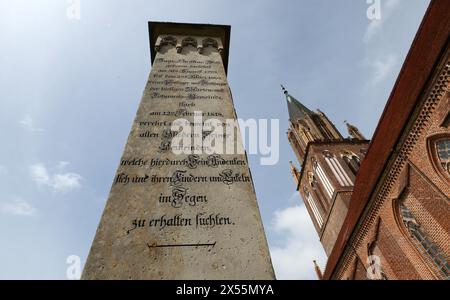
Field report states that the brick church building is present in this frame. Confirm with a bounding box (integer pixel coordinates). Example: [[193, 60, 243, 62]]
[[286, 0, 449, 280]]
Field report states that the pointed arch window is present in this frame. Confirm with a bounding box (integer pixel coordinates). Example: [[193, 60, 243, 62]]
[[303, 187, 323, 228], [323, 151, 353, 187], [306, 130, 315, 143], [427, 135, 450, 181], [399, 203, 450, 279], [297, 120, 314, 144], [298, 120, 309, 129], [436, 139, 450, 176], [291, 129, 306, 152], [312, 158, 334, 198], [312, 115, 335, 140], [299, 130, 309, 145], [342, 151, 361, 176]]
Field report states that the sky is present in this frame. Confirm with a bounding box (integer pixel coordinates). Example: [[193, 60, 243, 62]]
[[0, 0, 430, 279]]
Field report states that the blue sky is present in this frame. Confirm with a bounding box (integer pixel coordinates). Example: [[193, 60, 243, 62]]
[[0, 0, 430, 279]]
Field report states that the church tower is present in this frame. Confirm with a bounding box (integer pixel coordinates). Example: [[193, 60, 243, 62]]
[[284, 86, 370, 256]]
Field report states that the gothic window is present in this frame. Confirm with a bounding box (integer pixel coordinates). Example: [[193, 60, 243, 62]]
[[298, 120, 313, 144], [303, 187, 324, 228], [428, 136, 450, 181], [342, 151, 361, 176], [305, 130, 314, 142], [399, 203, 450, 279], [298, 120, 309, 129], [436, 139, 450, 176], [312, 115, 334, 140], [291, 130, 306, 154], [323, 151, 353, 187], [312, 158, 334, 198], [299, 130, 309, 146]]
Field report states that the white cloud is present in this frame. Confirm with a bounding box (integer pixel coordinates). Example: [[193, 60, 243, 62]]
[[30, 163, 50, 185], [0, 197, 36, 216], [368, 54, 398, 85], [363, 0, 402, 43], [56, 161, 70, 169], [270, 202, 327, 280], [51, 173, 83, 192], [30, 162, 82, 193], [19, 114, 45, 133]]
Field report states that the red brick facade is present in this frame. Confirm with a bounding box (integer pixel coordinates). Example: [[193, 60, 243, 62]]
[[287, 0, 450, 280], [334, 53, 450, 280]]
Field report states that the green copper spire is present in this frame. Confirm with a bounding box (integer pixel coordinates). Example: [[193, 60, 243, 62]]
[[281, 85, 313, 122]]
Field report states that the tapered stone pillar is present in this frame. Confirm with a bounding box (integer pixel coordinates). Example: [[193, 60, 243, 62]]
[[82, 22, 275, 280]]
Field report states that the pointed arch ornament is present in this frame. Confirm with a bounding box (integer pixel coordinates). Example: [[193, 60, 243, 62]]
[[427, 134, 450, 183]]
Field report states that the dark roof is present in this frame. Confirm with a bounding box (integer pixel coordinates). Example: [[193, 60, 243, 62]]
[[286, 93, 313, 122], [322, 0, 450, 279]]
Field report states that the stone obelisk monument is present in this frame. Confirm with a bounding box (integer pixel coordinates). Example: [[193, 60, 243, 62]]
[[82, 22, 275, 279]]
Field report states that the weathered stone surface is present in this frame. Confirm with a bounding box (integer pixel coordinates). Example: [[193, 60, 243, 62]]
[[82, 22, 275, 280]]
